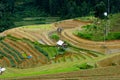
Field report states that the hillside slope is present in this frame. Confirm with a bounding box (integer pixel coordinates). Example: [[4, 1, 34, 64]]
[[0, 19, 120, 67], [17, 65, 120, 80], [56, 19, 120, 53], [0, 19, 120, 79]]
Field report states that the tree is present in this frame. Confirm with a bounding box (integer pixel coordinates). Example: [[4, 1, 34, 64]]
[[94, 1, 106, 19], [80, 1, 90, 16], [49, 0, 59, 15], [0, 0, 14, 32], [34, 0, 49, 12], [111, 0, 120, 13], [67, 1, 76, 17]]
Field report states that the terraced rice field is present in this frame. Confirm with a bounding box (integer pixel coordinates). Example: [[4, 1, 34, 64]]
[[0, 20, 106, 67], [58, 20, 120, 53], [0, 19, 120, 79]]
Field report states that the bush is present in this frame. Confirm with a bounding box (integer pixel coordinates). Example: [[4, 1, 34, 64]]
[[34, 44, 48, 57], [106, 32, 120, 40], [76, 62, 95, 69], [76, 23, 120, 41], [77, 32, 92, 40], [77, 32, 120, 41], [50, 33, 59, 41]]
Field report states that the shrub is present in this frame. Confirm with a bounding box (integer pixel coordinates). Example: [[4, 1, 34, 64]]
[[76, 62, 95, 69], [77, 32, 92, 40], [76, 24, 120, 41], [77, 32, 120, 41], [50, 33, 59, 41], [111, 63, 117, 66], [106, 32, 120, 40], [112, 32, 120, 39], [34, 44, 48, 57]]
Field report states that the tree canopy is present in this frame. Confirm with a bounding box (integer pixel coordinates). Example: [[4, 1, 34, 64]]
[[0, 0, 120, 32]]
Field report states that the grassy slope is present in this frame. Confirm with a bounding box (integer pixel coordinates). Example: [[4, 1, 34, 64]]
[[16, 65, 120, 80], [0, 55, 106, 79], [0, 52, 119, 79]]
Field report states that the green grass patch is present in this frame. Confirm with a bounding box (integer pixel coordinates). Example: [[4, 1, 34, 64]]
[[75, 62, 95, 69], [0, 53, 108, 79], [42, 47, 58, 59], [77, 32, 93, 40], [76, 31, 120, 41], [0, 60, 94, 79], [105, 32, 120, 40], [50, 33, 60, 41]]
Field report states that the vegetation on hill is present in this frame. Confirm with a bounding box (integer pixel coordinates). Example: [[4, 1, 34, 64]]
[[50, 33, 60, 41], [74, 13, 120, 41]]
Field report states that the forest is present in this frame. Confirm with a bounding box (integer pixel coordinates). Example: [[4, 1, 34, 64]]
[[0, 0, 120, 32]]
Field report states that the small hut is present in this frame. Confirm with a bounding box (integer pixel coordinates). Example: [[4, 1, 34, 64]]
[[56, 40, 68, 48], [56, 40, 64, 46]]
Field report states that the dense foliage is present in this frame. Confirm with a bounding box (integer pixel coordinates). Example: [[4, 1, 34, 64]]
[[0, 0, 15, 32], [0, 0, 120, 32], [76, 23, 120, 41], [33, 0, 120, 17]]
